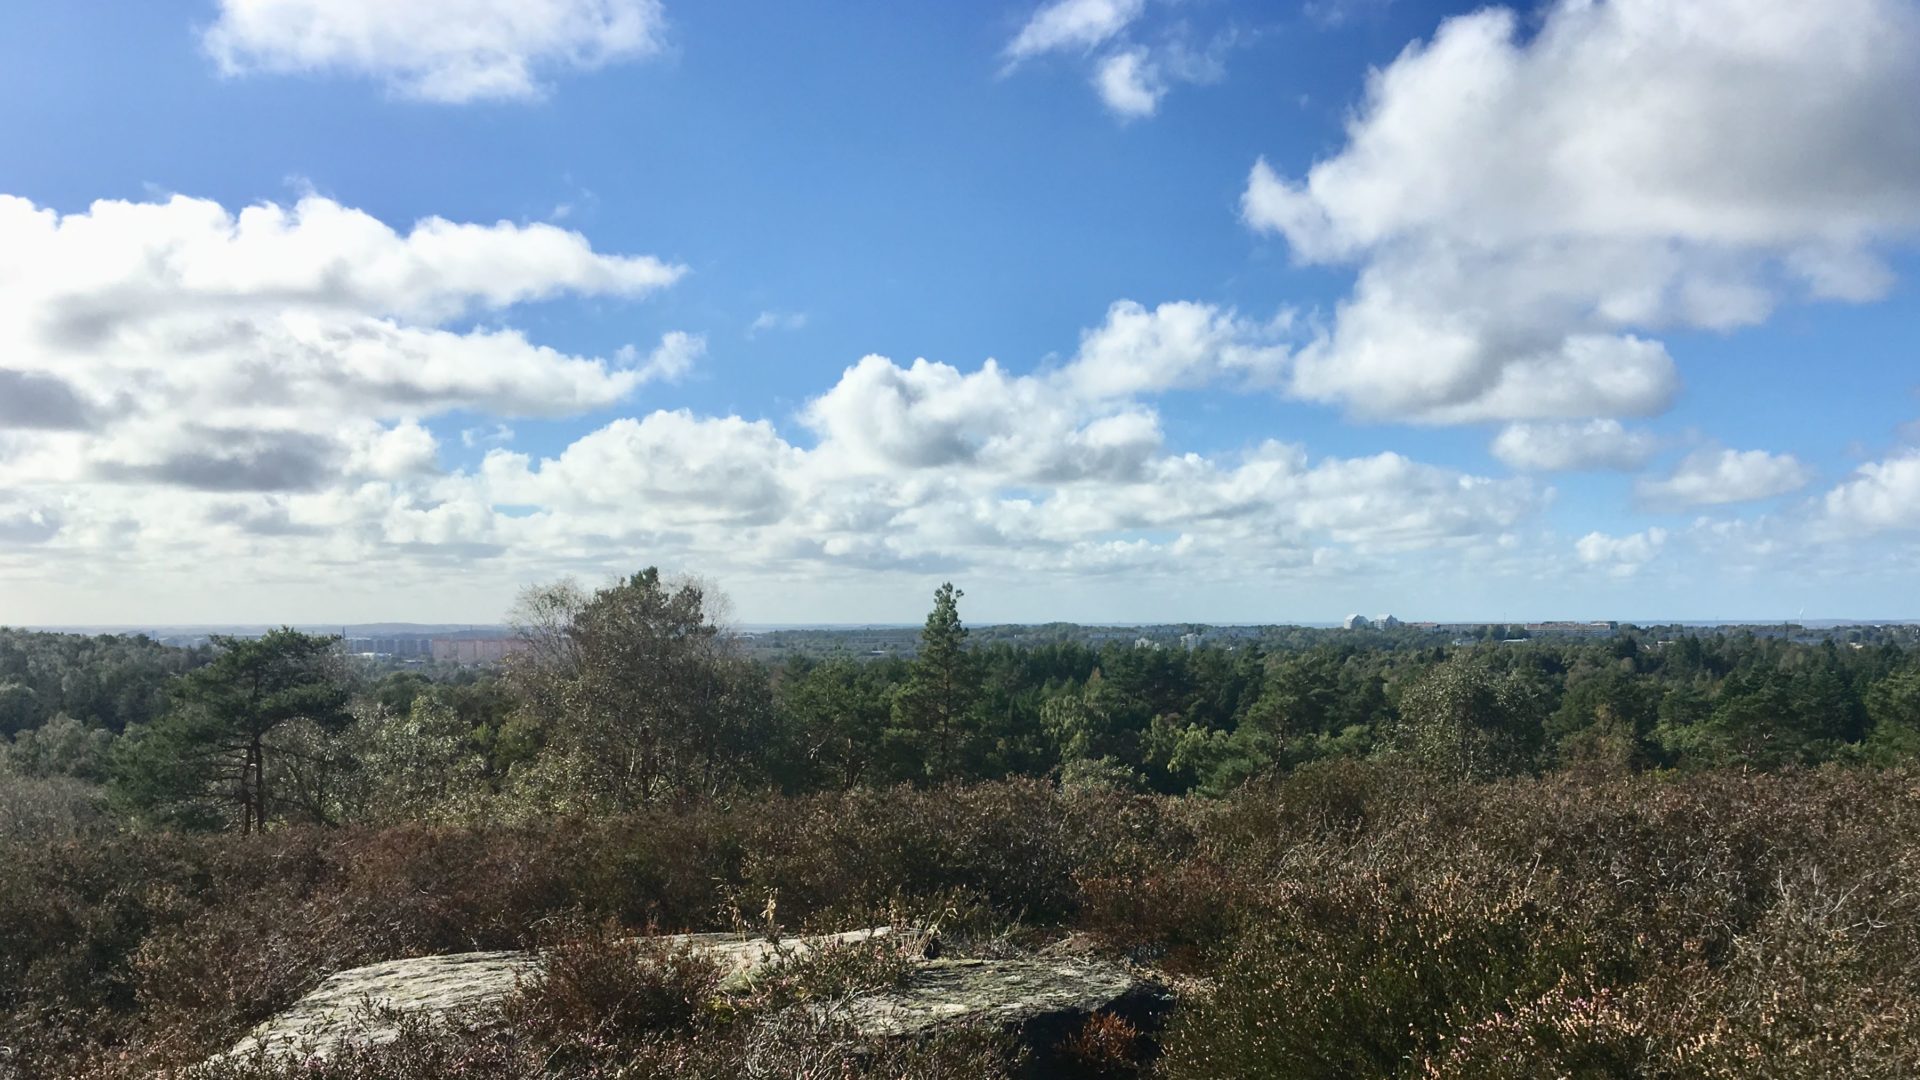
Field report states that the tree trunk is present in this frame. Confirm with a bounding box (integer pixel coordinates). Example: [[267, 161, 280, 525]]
[[252, 733, 267, 833], [240, 738, 261, 835]]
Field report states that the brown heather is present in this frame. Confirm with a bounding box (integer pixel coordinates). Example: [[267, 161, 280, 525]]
[[3, 766, 1918, 1077]]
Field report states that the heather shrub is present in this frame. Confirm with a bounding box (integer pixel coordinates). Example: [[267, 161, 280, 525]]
[[0, 772, 108, 841], [1061, 1012, 1144, 1078], [11, 768, 1920, 1078], [504, 923, 724, 1044], [732, 780, 1100, 926], [1155, 767, 1920, 1078], [730, 934, 920, 1013], [1156, 868, 1596, 1078]]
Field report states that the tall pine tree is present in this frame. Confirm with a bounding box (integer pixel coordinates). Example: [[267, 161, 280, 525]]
[[892, 583, 980, 782], [111, 629, 349, 832]]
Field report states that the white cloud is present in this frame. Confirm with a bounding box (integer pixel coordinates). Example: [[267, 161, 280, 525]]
[[1824, 452, 1920, 531], [747, 310, 808, 337], [1491, 420, 1659, 472], [0, 190, 684, 567], [470, 407, 1537, 580], [0, 204, 1542, 612], [1576, 527, 1667, 576], [1005, 0, 1145, 61], [1637, 447, 1814, 508], [1063, 300, 1290, 398], [345, 420, 440, 479], [481, 411, 798, 525], [624, 330, 705, 384], [1243, 0, 1920, 423], [0, 193, 680, 325], [801, 354, 1145, 481], [203, 0, 667, 103], [1092, 48, 1165, 118], [1005, 0, 1228, 119]]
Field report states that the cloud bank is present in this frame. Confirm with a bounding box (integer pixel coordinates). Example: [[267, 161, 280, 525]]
[[1243, 0, 1920, 423], [204, 0, 668, 102], [0, 193, 1542, 615]]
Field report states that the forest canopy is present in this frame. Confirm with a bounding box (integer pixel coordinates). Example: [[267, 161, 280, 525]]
[[4, 573, 1920, 833]]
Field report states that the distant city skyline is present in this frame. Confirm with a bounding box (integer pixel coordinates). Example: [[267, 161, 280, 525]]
[[2, 1, 1919, 625]]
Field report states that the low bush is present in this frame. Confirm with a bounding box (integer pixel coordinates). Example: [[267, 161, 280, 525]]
[[6, 766, 1920, 1077], [503, 922, 724, 1043]]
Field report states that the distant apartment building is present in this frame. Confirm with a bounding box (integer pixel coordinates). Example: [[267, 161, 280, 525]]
[[1343, 614, 1371, 630], [430, 637, 530, 664], [344, 637, 433, 658], [1526, 621, 1618, 639]]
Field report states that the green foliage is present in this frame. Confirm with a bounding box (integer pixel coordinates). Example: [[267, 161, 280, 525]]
[[353, 691, 494, 823], [506, 569, 772, 809], [0, 628, 209, 736], [109, 629, 350, 832], [776, 655, 903, 789], [1385, 652, 1546, 779], [1866, 667, 1920, 760], [1, 712, 114, 780], [892, 582, 982, 782]]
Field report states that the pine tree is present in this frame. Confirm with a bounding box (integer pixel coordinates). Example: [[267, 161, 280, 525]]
[[893, 583, 980, 782], [111, 629, 349, 832]]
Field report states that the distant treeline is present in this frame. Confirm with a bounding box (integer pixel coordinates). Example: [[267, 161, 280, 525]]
[[4, 577, 1920, 831], [0, 629, 211, 737]]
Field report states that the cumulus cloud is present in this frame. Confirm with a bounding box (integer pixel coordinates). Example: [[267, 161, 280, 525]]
[[345, 420, 441, 479], [464, 402, 1537, 583], [0, 202, 1538, 613], [203, 0, 668, 103], [1638, 447, 1814, 508], [1824, 452, 1920, 531], [1092, 47, 1165, 118], [482, 411, 798, 525], [0, 189, 690, 586], [1576, 527, 1667, 576], [1244, 0, 1920, 422], [93, 428, 341, 493], [797, 299, 1288, 484], [1063, 300, 1290, 398], [1491, 420, 1659, 472], [0, 193, 681, 431]]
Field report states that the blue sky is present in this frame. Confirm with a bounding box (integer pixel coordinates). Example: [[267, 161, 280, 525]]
[[1, 0, 1918, 626]]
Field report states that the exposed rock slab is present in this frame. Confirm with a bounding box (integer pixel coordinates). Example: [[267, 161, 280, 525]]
[[224, 926, 920, 1060], [219, 927, 1167, 1070], [226, 949, 535, 1059], [828, 956, 1173, 1074]]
